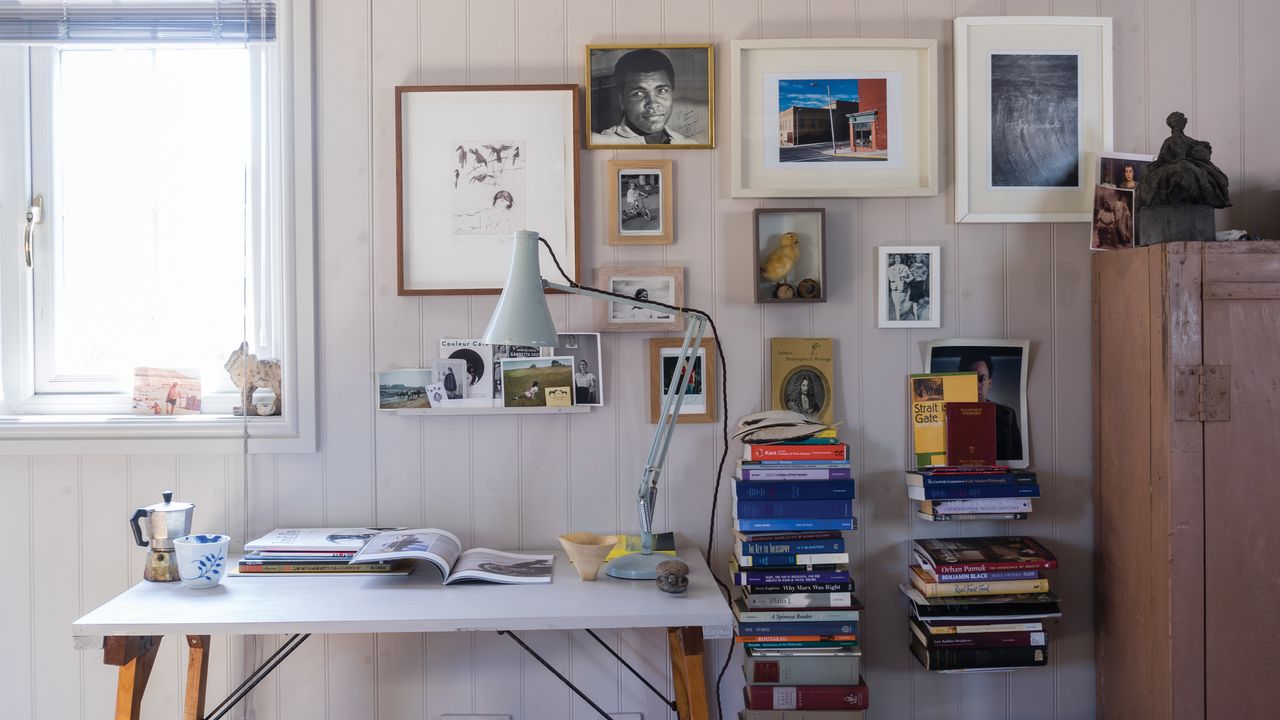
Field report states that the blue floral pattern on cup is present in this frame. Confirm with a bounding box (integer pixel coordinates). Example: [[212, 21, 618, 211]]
[[175, 534, 230, 588]]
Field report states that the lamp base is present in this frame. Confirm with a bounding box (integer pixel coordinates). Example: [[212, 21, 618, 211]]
[[604, 552, 666, 580]]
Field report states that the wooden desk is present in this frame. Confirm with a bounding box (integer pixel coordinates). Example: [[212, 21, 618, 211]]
[[73, 548, 733, 720]]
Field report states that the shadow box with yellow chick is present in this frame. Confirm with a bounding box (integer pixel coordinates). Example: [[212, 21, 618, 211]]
[[753, 207, 826, 303]]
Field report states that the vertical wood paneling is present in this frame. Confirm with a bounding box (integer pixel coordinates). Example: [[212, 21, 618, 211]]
[[79, 456, 130, 720], [126, 455, 183, 717], [0, 458, 33, 720], [1240, 0, 1280, 239], [1193, 0, 1243, 231]]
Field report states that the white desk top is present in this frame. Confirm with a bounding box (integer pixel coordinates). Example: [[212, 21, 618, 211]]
[[72, 548, 733, 640]]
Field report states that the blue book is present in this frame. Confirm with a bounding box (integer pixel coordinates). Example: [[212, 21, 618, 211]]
[[737, 620, 858, 637], [736, 518, 857, 532], [735, 480, 855, 500], [739, 537, 846, 556], [735, 552, 849, 567], [735, 499, 854, 519], [907, 469, 1037, 486], [738, 467, 853, 481], [907, 483, 1041, 501], [733, 568, 851, 586]]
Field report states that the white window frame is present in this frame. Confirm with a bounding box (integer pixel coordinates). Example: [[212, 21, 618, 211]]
[[0, 0, 315, 455]]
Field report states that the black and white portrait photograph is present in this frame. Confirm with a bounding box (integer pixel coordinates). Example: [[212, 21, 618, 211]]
[[586, 44, 713, 149], [549, 333, 604, 406], [989, 53, 1080, 188], [439, 339, 493, 399], [430, 359, 468, 401], [378, 369, 432, 410], [927, 338, 1031, 468], [449, 139, 525, 234], [1098, 152, 1153, 190], [781, 366, 827, 421], [877, 245, 940, 328], [597, 266, 685, 332], [1091, 186, 1135, 251]]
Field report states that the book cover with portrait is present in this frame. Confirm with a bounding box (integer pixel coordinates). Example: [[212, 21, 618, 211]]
[[909, 372, 978, 467], [770, 338, 835, 425]]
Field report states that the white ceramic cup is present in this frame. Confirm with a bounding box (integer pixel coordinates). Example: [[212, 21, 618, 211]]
[[173, 534, 230, 589]]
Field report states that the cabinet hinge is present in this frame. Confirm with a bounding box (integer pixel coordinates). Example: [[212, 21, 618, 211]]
[[1174, 365, 1231, 422]]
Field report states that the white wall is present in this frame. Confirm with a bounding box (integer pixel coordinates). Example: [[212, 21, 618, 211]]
[[3, 0, 1278, 718]]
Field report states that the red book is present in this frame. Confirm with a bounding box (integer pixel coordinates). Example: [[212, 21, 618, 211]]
[[745, 680, 869, 710], [744, 444, 848, 462], [943, 402, 996, 466], [913, 537, 1058, 575]]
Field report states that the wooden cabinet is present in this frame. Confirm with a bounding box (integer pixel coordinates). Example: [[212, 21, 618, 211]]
[[1094, 241, 1280, 720]]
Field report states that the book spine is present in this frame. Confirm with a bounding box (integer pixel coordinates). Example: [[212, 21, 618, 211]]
[[919, 513, 1031, 522], [735, 480, 855, 500], [740, 538, 846, 555], [745, 592, 853, 609], [919, 484, 1040, 500], [910, 473, 1036, 486], [738, 621, 858, 637], [738, 467, 853, 481], [914, 576, 1049, 597], [925, 622, 1045, 635], [743, 640, 859, 652], [741, 459, 853, 467], [922, 568, 1042, 582], [737, 635, 857, 644], [924, 498, 1032, 513], [745, 654, 861, 685], [735, 570, 850, 586], [926, 630, 1046, 649], [930, 559, 1057, 574], [913, 643, 1048, 671], [236, 563, 387, 573], [736, 500, 854, 519], [737, 553, 849, 568], [736, 608, 861, 622], [746, 582, 854, 594], [746, 444, 848, 462], [736, 518, 856, 532], [745, 684, 869, 711]]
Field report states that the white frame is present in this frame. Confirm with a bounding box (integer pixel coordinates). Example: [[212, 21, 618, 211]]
[[0, 0, 316, 454], [925, 338, 1031, 469], [954, 16, 1114, 223], [877, 246, 940, 328], [731, 38, 938, 198]]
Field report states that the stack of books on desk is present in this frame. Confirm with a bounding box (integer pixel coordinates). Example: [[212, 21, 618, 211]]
[[237, 527, 416, 575], [901, 536, 1060, 671], [907, 466, 1037, 521]]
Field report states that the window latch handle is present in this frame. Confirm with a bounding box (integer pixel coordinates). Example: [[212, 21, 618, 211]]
[[23, 195, 42, 268]]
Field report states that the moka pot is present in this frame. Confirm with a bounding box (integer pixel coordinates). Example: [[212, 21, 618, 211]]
[[130, 490, 195, 582]]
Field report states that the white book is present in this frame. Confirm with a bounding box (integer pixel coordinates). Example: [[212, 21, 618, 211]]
[[919, 497, 1033, 513], [244, 527, 404, 553], [348, 528, 553, 585]]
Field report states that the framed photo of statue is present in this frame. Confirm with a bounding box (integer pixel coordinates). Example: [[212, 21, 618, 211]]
[[395, 84, 581, 294], [926, 338, 1031, 469], [585, 44, 714, 149], [954, 16, 1113, 222]]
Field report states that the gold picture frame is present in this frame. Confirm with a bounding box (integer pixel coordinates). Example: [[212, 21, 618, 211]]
[[649, 337, 718, 424], [607, 159, 674, 246], [585, 43, 715, 150]]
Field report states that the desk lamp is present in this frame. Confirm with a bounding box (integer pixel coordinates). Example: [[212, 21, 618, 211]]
[[483, 230, 709, 579]]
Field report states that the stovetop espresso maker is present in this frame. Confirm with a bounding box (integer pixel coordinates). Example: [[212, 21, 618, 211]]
[[130, 490, 195, 582]]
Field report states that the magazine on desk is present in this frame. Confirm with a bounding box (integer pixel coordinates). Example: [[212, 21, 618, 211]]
[[348, 528, 554, 584]]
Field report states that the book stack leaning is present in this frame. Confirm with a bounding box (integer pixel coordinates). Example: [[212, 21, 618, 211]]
[[901, 536, 1061, 671], [733, 426, 869, 719]]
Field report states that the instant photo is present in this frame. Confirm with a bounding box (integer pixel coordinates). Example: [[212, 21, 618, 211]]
[[378, 369, 432, 410], [133, 367, 201, 416], [430, 359, 469, 401], [546, 333, 604, 406]]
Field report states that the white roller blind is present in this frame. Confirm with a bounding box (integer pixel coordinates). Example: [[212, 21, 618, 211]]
[[0, 1, 276, 44]]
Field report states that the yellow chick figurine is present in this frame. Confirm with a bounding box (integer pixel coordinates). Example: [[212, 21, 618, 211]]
[[761, 232, 801, 285]]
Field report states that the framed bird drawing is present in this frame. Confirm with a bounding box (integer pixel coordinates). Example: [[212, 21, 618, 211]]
[[753, 208, 826, 303]]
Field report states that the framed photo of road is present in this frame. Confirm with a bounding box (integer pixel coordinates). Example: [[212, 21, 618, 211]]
[[954, 16, 1113, 223], [730, 38, 938, 197], [607, 159, 673, 246]]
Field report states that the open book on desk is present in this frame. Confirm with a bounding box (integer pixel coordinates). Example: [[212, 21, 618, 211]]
[[348, 528, 553, 584]]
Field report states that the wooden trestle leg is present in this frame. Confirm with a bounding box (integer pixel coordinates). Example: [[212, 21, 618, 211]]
[[104, 635, 162, 720], [183, 635, 211, 720], [668, 626, 710, 720]]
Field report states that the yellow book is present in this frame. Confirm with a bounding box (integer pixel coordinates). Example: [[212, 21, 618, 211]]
[[770, 338, 835, 425], [909, 565, 1048, 597], [604, 533, 676, 562], [909, 372, 978, 467]]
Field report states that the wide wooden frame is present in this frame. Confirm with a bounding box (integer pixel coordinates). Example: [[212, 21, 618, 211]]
[[731, 38, 938, 198], [395, 84, 581, 295], [608, 159, 674, 246], [954, 16, 1114, 223], [585, 43, 715, 150], [877, 245, 941, 328], [649, 337, 718, 424], [595, 266, 685, 333], [753, 208, 826, 303]]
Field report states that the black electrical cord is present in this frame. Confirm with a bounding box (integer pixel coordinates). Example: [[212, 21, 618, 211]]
[[538, 237, 737, 719]]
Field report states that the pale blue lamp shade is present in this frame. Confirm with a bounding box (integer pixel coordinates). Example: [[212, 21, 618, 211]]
[[481, 230, 559, 347]]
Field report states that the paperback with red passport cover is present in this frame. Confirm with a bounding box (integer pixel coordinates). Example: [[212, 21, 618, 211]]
[[944, 402, 996, 466]]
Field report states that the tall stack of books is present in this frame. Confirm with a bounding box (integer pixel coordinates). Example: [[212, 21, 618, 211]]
[[908, 466, 1038, 521], [732, 430, 869, 718], [901, 536, 1061, 671]]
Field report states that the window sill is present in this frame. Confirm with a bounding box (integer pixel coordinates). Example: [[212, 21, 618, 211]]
[[0, 412, 314, 455]]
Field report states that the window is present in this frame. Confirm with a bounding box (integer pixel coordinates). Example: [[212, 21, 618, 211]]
[[0, 1, 314, 451]]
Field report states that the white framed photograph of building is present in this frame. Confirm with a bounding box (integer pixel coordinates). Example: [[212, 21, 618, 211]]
[[596, 266, 685, 333], [731, 38, 938, 197], [877, 246, 940, 328], [585, 44, 714, 149], [608, 159, 673, 246], [954, 16, 1113, 222]]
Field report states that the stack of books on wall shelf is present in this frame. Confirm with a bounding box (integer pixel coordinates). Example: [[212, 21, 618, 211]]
[[907, 466, 1038, 521], [901, 536, 1061, 672]]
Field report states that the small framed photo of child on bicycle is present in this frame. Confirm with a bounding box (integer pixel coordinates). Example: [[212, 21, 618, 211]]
[[608, 159, 673, 245]]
